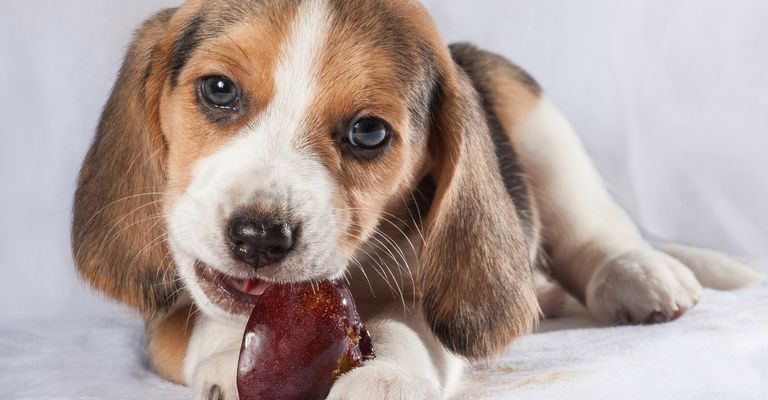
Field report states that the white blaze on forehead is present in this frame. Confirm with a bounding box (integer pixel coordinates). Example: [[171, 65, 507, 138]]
[[168, 0, 341, 311], [260, 0, 332, 143]]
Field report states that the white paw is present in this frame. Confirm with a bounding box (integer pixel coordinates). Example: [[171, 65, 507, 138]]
[[190, 350, 239, 400], [586, 248, 702, 325], [327, 361, 440, 400]]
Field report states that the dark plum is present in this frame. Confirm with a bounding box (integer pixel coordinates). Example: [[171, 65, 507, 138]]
[[237, 281, 375, 400]]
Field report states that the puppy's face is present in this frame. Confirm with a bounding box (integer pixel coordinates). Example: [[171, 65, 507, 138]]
[[161, 0, 437, 319]]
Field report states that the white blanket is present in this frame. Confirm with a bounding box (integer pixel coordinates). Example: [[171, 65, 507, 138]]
[[456, 285, 768, 399], [3, 276, 766, 400]]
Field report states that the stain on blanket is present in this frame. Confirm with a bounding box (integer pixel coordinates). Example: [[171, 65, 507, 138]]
[[454, 368, 587, 399], [512, 371, 582, 388]]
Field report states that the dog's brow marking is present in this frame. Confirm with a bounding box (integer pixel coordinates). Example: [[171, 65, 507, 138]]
[[253, 0, 332, 148]]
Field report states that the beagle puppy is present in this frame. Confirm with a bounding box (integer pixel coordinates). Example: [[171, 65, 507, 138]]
[[71, 0, 763, 399]]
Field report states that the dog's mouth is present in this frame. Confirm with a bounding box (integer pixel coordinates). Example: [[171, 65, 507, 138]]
[[194, 262, 272, 315]]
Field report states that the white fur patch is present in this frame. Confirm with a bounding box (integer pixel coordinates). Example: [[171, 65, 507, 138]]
[[184, 315, 244, 400], [326, 305, 465, 400], [518, 98, 703, 324], [168, 0, 341, 322]]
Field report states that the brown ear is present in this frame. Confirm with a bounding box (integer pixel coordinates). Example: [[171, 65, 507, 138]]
[[419, 60, 540, 359], [72, 9, 179, 318]]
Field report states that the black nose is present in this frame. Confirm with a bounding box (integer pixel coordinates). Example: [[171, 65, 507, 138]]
[[227, 217, 296, 269]]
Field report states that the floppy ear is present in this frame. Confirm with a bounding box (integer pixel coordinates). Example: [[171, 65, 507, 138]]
[[72, 9, 180, 318], [419, 61, 540, 359]]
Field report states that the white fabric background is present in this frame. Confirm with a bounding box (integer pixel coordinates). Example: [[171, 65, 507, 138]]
[[1, 1, 766, 399]]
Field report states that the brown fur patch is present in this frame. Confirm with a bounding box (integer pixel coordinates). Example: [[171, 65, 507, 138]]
[[147, 305, 197, 384], [407, 22, 541, 358], [449, 43, 542, 254], [72, 8, 179, 318]]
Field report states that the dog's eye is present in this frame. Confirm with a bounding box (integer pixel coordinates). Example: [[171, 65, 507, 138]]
[[347, 117, 390, 149], [201, 76, 239, 108]]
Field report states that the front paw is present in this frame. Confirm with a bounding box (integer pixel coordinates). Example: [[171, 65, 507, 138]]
[[190, 350, 239, 400], [327, 361, 440, 400], [586, 248, 702, 325]]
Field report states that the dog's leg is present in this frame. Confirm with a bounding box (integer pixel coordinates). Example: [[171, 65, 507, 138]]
[[327, 303, 464, 400], [516, 98, 703, 324], [149, 303, 461, 400], [146, 305, 197, 385], [182, 314, 244, 400], [148, 306, 245, 400]]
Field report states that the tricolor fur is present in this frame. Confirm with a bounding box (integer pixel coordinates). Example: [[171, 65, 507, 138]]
[[72, 0, 764, 399]]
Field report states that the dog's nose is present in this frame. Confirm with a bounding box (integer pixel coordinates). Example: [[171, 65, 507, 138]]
[[227, 217, 296, 269]]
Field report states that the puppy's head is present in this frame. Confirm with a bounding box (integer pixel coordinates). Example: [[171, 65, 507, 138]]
[[73, 0, 538, 358]]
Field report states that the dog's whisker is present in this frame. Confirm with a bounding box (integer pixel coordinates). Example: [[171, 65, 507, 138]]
[[366, 227, 410, 288], [121, 148, 147, 182], [153, 276, 185, 289], [349, 254, 375, 298], [333, 207, 420, 264], [343, 232, 398, 298], [379, 253, 408, 313], [159, 267, 182, 290], [342, 215, 417, 288], [183, 304, 197, 334], [346, 226, 408, 311], [344, 219, 413, 293], [340, 271, 351, 286], [366, 237, 413, 311], [349, 250, 394, 294], [125, 232, 168, 276], [369, 225, 416, 308], [334, 207, 410, 226], [125, 145, 164, 180], [80, 191, 165, 230], [150, 251, 180, 288], [166, 283, 188, 302], [103, 213, 166, 250], [370, 219, 414, 267], [96, 200, 164, 254], [367, 211, 418, 264], [407, 191, 427, 243]]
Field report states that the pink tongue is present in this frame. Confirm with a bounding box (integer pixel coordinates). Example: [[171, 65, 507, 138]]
[[230, 277, 270, 296]]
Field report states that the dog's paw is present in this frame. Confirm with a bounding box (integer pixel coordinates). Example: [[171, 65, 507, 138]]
[[586, 247, 702, 325], [327, 361, 440, 400], [190, 350, 239, 400]]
